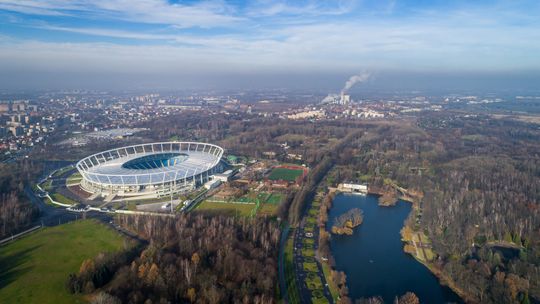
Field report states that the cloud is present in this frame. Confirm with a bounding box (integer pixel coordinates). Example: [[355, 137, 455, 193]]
[[0, 0, 242, 28], [1, 0, 540, 90], [246, 0, 356, 17]]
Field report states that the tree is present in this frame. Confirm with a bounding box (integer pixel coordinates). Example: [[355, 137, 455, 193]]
[[146, 263, 159, 285], [91, 292, 121, 304], [191, 252, 200, 265], [187, 287, 196, 303], [397, 292, 419, 304]]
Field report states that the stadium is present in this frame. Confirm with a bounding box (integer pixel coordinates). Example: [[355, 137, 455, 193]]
[[76, 142, 224, 199]]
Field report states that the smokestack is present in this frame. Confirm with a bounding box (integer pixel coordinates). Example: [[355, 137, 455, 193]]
[[320, 72, 370, 104]]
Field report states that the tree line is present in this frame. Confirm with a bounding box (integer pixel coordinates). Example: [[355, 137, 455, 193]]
[[0, 161, 41, 238]]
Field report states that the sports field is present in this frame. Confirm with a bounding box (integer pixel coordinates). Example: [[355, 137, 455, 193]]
[[236, 192, 283, 204], [268, 167, 305, 182], [199, 191, 284, 216], [0, 220, 125, 304], [196, 200, 256, 216]]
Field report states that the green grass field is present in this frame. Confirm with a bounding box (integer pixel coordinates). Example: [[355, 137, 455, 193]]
[[52, 166, 73, 178], [268, 167, 304, 182], [258, 203, 279, 216], [284, 231, 301, 304], [233, 192, 284, 205], [40, 180, 53, 191], [321, 260, 340, 301], [196, 200, 256, 216], [302, 248, 315, 257], [266, 193, 283, 204], [303, 262, 319, 273], [66, 172, 82, 184], [50, 192, 77, 205], [0, 220, 125, 304], [303, 238, 315, 246]]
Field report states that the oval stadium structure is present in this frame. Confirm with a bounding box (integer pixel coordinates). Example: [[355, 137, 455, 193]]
[[76, 142, 224, 199]]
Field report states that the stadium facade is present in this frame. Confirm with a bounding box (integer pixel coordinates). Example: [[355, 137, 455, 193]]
[[76, 142, 223, 199]]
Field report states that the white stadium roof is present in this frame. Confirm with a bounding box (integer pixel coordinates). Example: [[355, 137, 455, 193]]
[[76, 142, 223, 186]]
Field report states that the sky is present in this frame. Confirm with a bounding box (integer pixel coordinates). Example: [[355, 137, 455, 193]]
[[0, 0, 539, 91]]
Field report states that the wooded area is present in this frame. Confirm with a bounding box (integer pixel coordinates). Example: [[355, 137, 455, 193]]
[[0, 161, 41, 238], [345, 114, 540, 303], [331, 208, 363, 235], [69, 214, 280, 303]]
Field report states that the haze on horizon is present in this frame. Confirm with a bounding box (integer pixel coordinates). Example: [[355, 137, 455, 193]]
[[0, 0, 539, 91]]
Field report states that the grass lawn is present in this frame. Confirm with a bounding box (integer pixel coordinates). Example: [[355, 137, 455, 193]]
[[305, 271, 323, 290], [284, 231, 301, 304], [0, 220, 125, 304], [52, 166, 73, 178], [304, 224, 314, 233], [303, 262, 319, 273], [234, 192, 284, 205], [321, 260, 339, 301], [268, 167, 304, 182], [41, 180, 53, 191], [302, 248, 315, 257], [51, 192, 77, 205], [308, 208, 318, 217], [266, 193, 284, 204], [258, 203, 278, 216], [303, 238, 315, 246], [66, 172, 82, 184], [196, 200, 256, 217], [312, 294, 327, 304]]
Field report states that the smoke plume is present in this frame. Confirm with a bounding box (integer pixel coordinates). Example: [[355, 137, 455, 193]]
[[341, 73, 370, 94], [322, 94, 339, 103]]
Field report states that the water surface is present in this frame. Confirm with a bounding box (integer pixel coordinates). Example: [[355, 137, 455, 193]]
[[328, 193, 462, 303]]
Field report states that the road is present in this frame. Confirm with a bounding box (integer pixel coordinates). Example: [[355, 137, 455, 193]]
[[25, 184, 112, 227], [20, 161, 113, 230]]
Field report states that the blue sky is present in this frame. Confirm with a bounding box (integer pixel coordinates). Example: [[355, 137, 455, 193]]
[[0, 0, 539, 90]]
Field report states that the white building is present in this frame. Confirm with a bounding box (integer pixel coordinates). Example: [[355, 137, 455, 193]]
[[213, 169, 235, 182], [339, 183, 368, 193], [204, 179, 222, 190]]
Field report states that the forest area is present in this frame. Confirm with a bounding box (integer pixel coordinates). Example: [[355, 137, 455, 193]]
[[4, 109, 537, 303], [339, 113, 540, 304], [67, 213, 281, 304], [0, 161, 41, 238]]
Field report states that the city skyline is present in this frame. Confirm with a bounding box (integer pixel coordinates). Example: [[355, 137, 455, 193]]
[[1, 0, 539, 90]]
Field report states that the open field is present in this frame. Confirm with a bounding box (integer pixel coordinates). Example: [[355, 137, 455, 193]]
[[196, 200, 256, 217], [40, 180, 53, 191], [232, 192, 284, 205], [0, 220, 125, 304], [268, 167, 305, 182], [50, 192, 77, 205], [258, 203, 279, 216], [321, 257, 340, 301], [284, 231, 301, 304], [52, 166, 73, 178], [66, 172, 82, 184], [205, 191, 284, 216]]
